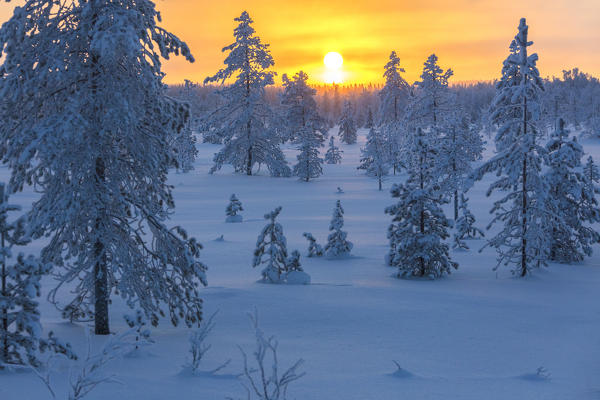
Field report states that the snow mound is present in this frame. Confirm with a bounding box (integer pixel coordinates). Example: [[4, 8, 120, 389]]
[[285, 271, 311, 285], [389, 361, 415, 379], [225, 215, 243, 223], [517, 367, 551, 381]]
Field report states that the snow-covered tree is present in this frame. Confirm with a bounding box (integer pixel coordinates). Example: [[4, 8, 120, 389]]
[[438, 108, 484, 220], [379, 51, 410, 175], [472, 18, 552, 276], [452, 194, 484, 250], [203, 12, 290, 177], [403, 54, 453, 166], [324, 136, 343, 164], [584, 156, 600, 196], [406, 54, 453, 129], [365, 108, 374, 129], [545, 118, 600, 262], [0, 185, 75, 367], [0, 0, 208, 335], [285, 251, 302, 272], [324, 201, 353, 258], [293, 127, 324, 182], [281, 71, 327, 144], [338, 101, 357, 144], [358, 127, 390, 190], [252, 207, 288, 283], [226, 194, 244, 223], [379, 51, 410, 124], [385, 129, 457, 278], [169, 102, 198, 173], [302, 233, 323, 257]]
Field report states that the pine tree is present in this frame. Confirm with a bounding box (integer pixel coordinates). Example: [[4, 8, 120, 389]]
[[281, 71, 327, 144], [0, 184, 75, 367], [252, 207, 288, 283], [583, 156, 600, 195], [472, 18, 552, 276], [0, 0, 207, 335], [365, 108, 374, 129], [379, 51, 410, 125], [453, 194, 484, 250], [324, 201, 353, 258], [338, 101, 358, 144], [403, 54, 453, 168], [204, 12, 290, 177], [293, 126, 324, 182], [385, 129, 457, 278], [169, 100, 198, 173], [545, 118, 600, 262], [285, 250, 302, 272], [226, 194, 244, 223], [378, 51, 410, 175], [302, 233, 324, 257], [438, 108, 484, 220], [358, 127, 390, 190], [324, 136, 343, 164]]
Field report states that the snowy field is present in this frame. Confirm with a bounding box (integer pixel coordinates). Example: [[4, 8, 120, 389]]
[[1, 128, 599, 400]]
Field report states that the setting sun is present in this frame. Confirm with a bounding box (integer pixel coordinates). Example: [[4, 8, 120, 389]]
[[323, 52, 344, 84], [324, 52, 343, 70]]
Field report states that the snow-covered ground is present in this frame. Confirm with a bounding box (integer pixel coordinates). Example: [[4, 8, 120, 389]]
[[1, 128, 599, 400]]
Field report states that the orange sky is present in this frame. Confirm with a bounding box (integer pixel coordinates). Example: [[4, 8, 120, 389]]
[[1, 0, 599, 84]]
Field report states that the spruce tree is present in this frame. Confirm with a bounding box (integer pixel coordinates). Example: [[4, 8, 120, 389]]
[[0, 184, 75, 367], [281, 71, 327, 144], [302, 233, 324, 257], [324, 201, 353, 258], [325, 136, 343, 164], [385, 129, 457, 278], [338, 101, 358, 144], [252, 207, 288, 283], [453, 194, 484, 250], [439, 108, 484, 220], [379, 51, 410, 125], [226, 194, 244, 223], [583, 156, 600, 196], [358, 127, 390, 190], [472, 18, 552, 276], [204, 12, 290, 177], [545, 118, 600, 262], [293, 126, 324, 182], [403, 54, 453, 170], [379, 51, 409, 175], [0, 0, 207, 334], [365, 108, 374, 129]]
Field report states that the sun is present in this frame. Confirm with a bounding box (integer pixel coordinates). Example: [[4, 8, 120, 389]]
[[324, 52, 343, 70]]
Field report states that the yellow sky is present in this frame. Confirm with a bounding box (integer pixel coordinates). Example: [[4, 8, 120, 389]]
[[1, 0, 599, 84]]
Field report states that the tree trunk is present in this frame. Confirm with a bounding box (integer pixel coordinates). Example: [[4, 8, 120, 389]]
[[521, 94, 528, 277], [94, 156, 110, 335], [454, 190, 459, 222], [419, 157, 425, 276], [1, 213, 7, 361]]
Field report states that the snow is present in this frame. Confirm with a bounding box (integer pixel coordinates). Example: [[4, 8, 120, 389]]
[[0, 128, 599, 399]]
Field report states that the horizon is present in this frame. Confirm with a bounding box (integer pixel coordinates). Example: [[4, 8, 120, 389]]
[[2, 0, 599, 85]]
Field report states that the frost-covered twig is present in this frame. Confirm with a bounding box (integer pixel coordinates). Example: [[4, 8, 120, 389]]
[[184, 310, 231, 375], [231, 310, 305, 400], [31, 327, 150, 400]]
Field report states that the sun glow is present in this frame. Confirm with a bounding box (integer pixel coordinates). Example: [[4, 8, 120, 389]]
[[324, 52, 344, 84]]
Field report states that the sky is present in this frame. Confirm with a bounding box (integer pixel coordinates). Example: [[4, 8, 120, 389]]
[[0, 0, 599, 85]]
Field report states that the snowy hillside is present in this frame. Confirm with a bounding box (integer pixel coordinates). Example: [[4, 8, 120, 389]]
[[1, 128, 598, 400]]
